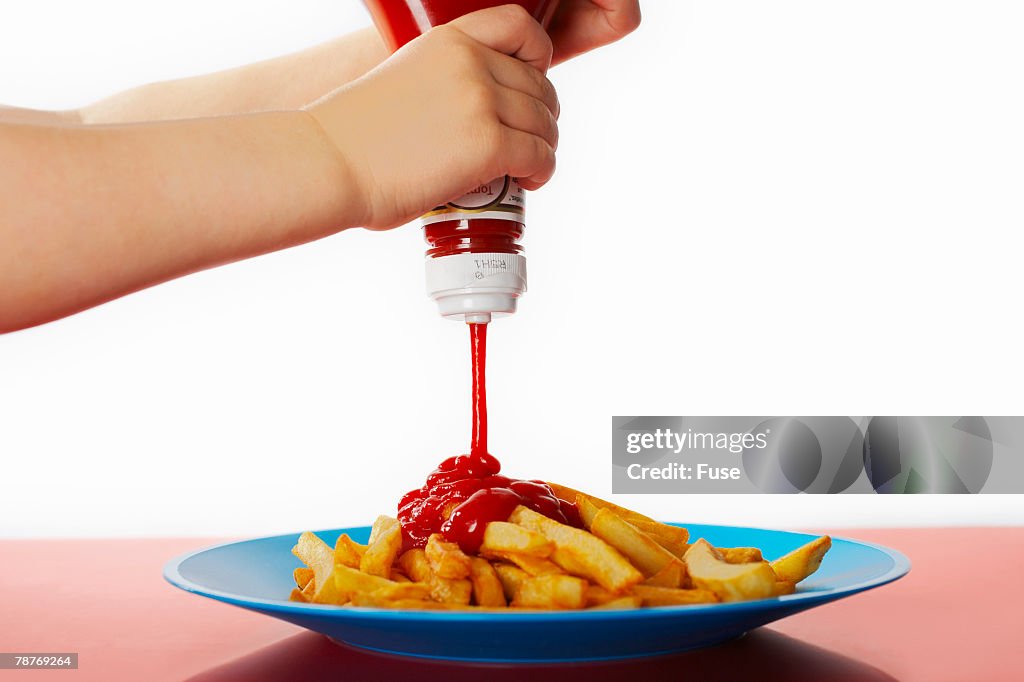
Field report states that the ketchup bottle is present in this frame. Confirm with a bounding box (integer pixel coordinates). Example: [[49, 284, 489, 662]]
[[363, 0, 561, 323]]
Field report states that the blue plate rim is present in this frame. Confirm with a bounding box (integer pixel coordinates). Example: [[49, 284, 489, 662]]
[[164, 523, 911, 622]]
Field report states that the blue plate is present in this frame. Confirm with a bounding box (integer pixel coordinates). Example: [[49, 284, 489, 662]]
[[164, 523, 909, 663]]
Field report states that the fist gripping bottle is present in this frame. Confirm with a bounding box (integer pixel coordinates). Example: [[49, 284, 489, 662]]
[[363, 0, 561, 323]]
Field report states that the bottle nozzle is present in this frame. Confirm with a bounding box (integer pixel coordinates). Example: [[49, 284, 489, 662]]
[[464, 312, 493, 325], [425, 252, 527, 322]]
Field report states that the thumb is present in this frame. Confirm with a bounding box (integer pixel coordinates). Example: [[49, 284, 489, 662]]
[[449, 4, 553, 73]]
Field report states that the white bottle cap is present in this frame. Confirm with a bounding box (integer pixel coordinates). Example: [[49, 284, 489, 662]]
[[424, 252, 527, 322]]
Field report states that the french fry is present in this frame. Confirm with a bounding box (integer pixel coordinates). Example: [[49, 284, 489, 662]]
[[584, 584, 617, 606], [718, 547, 763, 564], [289, 588, 308, 603], [547, 546, 602, 583], [494, 563, 529, 601], [360, 523, 403, 578], [350, 593, 476, 610], [576, 494, 688, 559], [468, 557, 507, 607], [636, 526, 690, 558], [643, 559, 686, 588], [391, 571, 411, 583], [333, 564, 430, 602], [480, 522, 554, 557], [576, 495, 689, 560], [547, 483, 659, 527], [576, 495, 601, 528], [301, 576, 317, 600], [685, 539, 776, 602], [374, 583, 433, 600], [591, 596, 642, 610], [630, 585, 719, 607], [293, 567, 314, 590], [292, 532, 332, 587], [770, 536, 831, 584], [548, 482, 690, 552], [510, 506, 643, 593], [334, 534, 366, 569], [425, 534, 472, 579], [773, 580, 797, 596], [589, 508, 680, 578], [292, 531, 344, 604], [368, 515, 399, 545], [512, 574, 587, 609], [482, 551, 564, 576], [399, 549, 472, 605]]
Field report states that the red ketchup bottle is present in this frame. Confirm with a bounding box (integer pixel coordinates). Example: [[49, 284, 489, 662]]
[[363, 0, 561, 323]]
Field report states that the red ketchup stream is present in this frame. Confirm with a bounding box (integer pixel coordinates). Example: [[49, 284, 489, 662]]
[[398, 323, 580, 553], [367, 0, 576, 553]]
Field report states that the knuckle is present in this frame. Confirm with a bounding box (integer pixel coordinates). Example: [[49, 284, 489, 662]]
[[430, 24, 454, 40], [479, 120, 506, 161], [540, 76, 558, 111], [429, 24, 462, 48], [527, 147, 555, 186], [527, 65, 546, 92], [531, 135, 552, 167], [521, 66, 556, 111], [548, 115, 559, 147], [501, 3, 533, 26], [452, 40, 486, 71], [534, 99, 558, 144], [466, 81, 498, 114], [542, 138, 556, 167]]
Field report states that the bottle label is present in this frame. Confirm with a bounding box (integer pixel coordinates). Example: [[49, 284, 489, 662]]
[[421, 177, 525, 226]]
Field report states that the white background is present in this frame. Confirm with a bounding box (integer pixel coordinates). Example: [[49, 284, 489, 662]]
[[1, 1, 1022, 537]]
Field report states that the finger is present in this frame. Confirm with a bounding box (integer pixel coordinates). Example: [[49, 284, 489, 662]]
[[500, 128, 556, 190], [486, 51, 559, 118], [548, 0, 642, 65], [450, 4, 554, 73], [495, 87, 559, 149], [591, 0, 643, 35]]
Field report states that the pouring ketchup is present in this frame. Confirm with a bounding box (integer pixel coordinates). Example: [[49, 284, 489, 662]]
[[398, 322, 580, 554], [365, 0, 574, 554]]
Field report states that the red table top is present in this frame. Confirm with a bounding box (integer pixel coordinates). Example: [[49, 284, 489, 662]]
[[1, 528, 1021, 682]]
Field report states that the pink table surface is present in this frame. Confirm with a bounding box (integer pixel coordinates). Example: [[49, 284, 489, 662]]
[[1, 528, 1021, 682]]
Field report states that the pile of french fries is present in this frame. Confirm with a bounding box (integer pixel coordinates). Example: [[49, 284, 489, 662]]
[[290, 483, 831, 610]]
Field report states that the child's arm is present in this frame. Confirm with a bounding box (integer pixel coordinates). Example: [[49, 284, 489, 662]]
[[78, 0, 644, 122], [1, 1, 640, 127], [0, 7, 558, 333], [4, 0, 641, 126], [0, 105, 81, 126], [0, 112, 353, 332], [80, 29, 387, 124]]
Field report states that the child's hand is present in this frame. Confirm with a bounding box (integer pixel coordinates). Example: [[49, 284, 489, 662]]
[[307, 5, 560, 230], [548, 0, 642, 65]]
